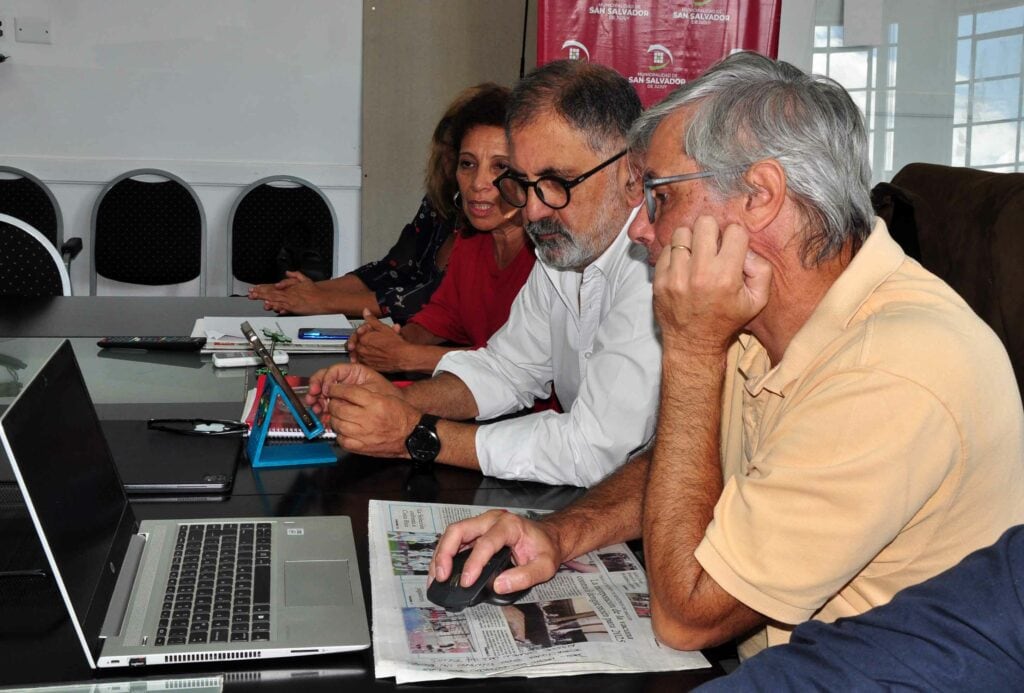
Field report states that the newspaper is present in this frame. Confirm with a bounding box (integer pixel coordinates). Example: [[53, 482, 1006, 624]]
[[369, 500, 710, 683]]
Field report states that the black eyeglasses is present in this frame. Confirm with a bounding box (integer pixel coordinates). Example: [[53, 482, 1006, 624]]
[[495, 149, 627, 210], [642, 170, 719, 223], [147, 418, 248, 436]]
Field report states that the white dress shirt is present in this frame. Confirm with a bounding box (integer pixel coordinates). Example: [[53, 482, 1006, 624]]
[[436, 210, 662, 486]]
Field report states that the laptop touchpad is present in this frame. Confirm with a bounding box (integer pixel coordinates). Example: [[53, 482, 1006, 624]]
[[285, 560, 352, 606]]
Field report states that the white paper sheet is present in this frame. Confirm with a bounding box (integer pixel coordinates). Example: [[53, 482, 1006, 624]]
[[192, 315, 352, 352]]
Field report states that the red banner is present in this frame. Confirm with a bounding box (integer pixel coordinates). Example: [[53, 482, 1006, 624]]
[[537, 0, 782, 107]]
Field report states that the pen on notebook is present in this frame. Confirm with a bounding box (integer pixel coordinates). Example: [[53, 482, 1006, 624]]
[[206, 340, 250, 348]]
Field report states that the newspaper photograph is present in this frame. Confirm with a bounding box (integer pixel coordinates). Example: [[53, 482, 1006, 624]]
[[368, 500, 710, 683]]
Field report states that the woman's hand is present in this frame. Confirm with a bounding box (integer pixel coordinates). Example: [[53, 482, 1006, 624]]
[[247, 272, 325, 315], [348, 310, 408, 371], [248, 270, 311, 297]]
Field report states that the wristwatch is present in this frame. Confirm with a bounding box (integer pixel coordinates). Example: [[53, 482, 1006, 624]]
[[405, 414, 441, 465]]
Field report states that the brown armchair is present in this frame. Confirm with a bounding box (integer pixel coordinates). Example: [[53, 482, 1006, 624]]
[[871, 163, 1024, 399]]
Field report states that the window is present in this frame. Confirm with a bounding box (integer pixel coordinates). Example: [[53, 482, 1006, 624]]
[[954, 5, 1024, 172], [813, 23, 899, 180]]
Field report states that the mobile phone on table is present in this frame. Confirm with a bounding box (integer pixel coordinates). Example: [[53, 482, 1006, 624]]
[[240, 321, 320, 433], [297, 327, 353, 340], [211, 350, 289, 368]]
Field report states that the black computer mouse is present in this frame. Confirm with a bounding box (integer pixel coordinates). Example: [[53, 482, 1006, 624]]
[[427, 546, 531, 612]]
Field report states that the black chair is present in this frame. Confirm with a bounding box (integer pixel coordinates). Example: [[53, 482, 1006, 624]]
[[227, 176, 335, 295], [0, 166, 82, 271], [90, 169, 206, 295], [0, 213, 71, 296]]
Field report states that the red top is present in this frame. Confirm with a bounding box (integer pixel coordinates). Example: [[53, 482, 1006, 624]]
[[408, 231, 535, 347]]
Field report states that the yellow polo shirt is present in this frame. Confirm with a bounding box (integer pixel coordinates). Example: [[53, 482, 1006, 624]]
[[694, 220, 1024, 659]]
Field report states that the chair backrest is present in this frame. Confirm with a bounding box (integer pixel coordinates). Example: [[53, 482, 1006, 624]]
[[90, 169, 206, 296], [0, 166, 63, 248], [0, 213, 71, 297], [872, 163, 1024, 397], [227, 176, 335, 295]]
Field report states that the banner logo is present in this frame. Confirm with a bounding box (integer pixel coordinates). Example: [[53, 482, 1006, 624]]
[[647, 44, 674, 71], [673, 4, 732, 24], [538, 0, 781, 108], [588, 3, 651, 17], [561, 39, 591, 61]]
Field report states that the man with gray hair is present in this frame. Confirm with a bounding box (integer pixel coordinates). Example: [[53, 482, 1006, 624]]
[[306, 60, 661, 487], [432, 52, 1024, 659]]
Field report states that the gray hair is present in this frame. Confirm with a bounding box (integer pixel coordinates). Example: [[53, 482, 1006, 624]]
[[629, 52, 873, 265], [508, 60, 642, 155]]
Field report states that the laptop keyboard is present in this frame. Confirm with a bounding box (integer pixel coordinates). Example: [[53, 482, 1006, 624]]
[[155, 522, 272, 646]]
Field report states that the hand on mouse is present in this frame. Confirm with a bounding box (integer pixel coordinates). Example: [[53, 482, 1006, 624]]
[[426, 546, 529, 611], [429, 509, 564, 596]]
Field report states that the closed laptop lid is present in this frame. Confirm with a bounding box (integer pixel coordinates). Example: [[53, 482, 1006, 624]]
[[0, 340, 137, 666], [100, 419, 238, 494]]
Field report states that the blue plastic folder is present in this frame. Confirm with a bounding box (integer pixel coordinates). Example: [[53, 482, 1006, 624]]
[[246, 378, 336, 468]]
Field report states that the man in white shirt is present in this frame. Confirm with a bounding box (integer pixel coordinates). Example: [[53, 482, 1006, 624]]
[[305, 60, 660, 486]]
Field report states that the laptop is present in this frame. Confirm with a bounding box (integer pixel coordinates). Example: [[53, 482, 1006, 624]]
[[100, 419, 238, 496], [0, 340, 370, 668], [3, 421, 237, 498]]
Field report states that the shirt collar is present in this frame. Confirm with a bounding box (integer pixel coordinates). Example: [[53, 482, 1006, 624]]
[[584, 205, 641, 280], [744, 218, 906, 396], [536, 205, 640, 299]]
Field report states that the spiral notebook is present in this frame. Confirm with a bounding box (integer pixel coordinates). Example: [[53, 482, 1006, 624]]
[[240, 375, 415, 439], [241, 375, 337, 439]]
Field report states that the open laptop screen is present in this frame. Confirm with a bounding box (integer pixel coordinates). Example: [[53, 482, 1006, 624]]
[[0, 340, 136, 661]]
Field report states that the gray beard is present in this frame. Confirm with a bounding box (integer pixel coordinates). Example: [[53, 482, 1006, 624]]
[[526, 213, 618, 271]]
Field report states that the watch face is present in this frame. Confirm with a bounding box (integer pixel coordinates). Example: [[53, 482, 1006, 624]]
[[406, 423, 441, 463]]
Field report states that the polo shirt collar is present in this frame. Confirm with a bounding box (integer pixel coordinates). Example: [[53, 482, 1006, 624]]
[[743, 219, 906, 396]]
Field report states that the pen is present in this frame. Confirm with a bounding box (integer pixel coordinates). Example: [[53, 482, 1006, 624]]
[[0, 568, 47, 579], [206, 340, 250, 348]]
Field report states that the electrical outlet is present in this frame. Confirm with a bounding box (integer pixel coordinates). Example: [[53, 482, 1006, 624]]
[[0, 16, 7, 40]]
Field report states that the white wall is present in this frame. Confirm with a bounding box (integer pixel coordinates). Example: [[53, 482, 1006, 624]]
[[778, 0, 817, 70], [0, 0, 362, 295]]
